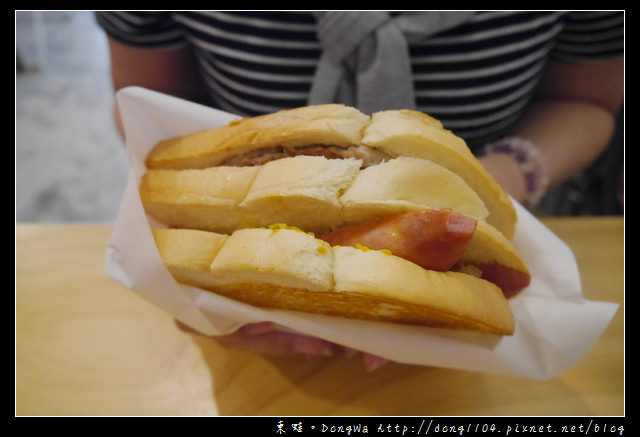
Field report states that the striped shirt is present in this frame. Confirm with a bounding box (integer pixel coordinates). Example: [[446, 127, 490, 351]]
[[95, 11, 624, 150]]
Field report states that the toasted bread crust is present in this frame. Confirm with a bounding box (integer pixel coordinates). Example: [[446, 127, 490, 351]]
[[362, 110, 517, 238], [141, 155, 488, 233], [142, 105, 527, 333], [146, 104, 370, 170], [144, 104, 516, 237], [154, 228, 515, 335], [141, 155, 527, 276]]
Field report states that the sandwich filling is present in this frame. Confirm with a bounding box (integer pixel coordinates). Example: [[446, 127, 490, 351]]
[[317, 208, 530, 297], [220, 144, 390, 168]]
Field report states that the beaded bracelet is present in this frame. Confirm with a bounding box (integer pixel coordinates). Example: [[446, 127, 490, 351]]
[[483, 137, 549, 209]]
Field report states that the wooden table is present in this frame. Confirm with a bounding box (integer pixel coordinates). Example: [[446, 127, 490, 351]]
[[16, 217, 624, 416]]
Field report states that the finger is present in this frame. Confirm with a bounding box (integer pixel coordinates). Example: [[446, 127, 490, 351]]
[[340, 346, 390, 371], [362, 353, 390, 372], [342, 346, 359, 359], [216, 329, 335, 357], [289, 334, 335, 356], [240, 321, 278, 335]]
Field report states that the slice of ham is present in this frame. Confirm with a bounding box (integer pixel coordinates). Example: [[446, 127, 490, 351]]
[[468, 263, 531, 298], [319, 208, 477, 272], [319, 208, 530, 297]]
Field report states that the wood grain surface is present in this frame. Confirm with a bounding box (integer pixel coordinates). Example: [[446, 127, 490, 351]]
[[15, 217, 624, 416]]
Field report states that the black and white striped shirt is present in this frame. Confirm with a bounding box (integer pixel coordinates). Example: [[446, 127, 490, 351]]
[[96, 11, 624, 150]]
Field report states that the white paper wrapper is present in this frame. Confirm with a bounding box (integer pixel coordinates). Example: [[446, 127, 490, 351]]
[[105, 87, 618, 380]]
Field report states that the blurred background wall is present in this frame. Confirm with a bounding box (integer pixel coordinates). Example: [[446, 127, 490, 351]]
[[15, 11, 623, 223], [16, 11, 129, 222]]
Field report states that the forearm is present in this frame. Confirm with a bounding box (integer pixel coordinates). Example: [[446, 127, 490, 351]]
[[479, 98, 617, 205], [107, 37, 203, 139], [513, 98, 617, 190], [108, 37, 201, 98], [479, 57, 623, 206]]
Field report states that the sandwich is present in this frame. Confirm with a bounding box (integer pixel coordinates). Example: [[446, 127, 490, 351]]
[[140, 104, 530, 335]]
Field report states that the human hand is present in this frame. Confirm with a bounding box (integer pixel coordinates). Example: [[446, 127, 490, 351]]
[[177, 320, 390, 372], [478, 152, 527, 204]]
